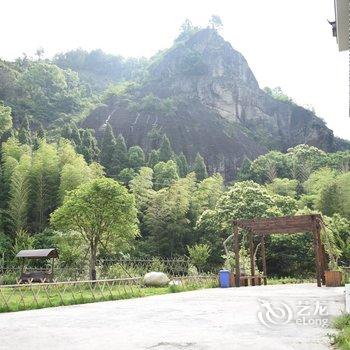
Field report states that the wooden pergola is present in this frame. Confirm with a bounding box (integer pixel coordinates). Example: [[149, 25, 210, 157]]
[[232, 214, 326, 287]]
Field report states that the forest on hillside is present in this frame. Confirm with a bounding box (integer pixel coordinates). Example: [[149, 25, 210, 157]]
[[0, 20, 349, 280]]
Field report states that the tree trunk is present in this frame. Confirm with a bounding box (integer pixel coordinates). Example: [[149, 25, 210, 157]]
[[90, 244, 97, 281]]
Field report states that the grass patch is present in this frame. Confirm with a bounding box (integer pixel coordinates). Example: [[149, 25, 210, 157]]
[[268, 277, 315, 285], [331, 314, 350, 349]]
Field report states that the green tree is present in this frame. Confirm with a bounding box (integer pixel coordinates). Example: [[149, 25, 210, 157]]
[[59, 156, 102, 202], [0, 102, 12, 138], [80, 129, 99, 163], [18, 116, 31, 145], [193, 153, 208, 181], [118, 168, 136, 186], [147, 149, 159, 168], [7, 154, 32, 235], [266, 178, 298, 198], [130, 167, 154, 213], [70, 122, 82, 147], [236, 158, 252, 181], [112, 134, 128, 174], [209, 15, 223, 31], [303, 168, 338, 210], [337, 172, 350, 219], [158, 135, 173, 162], [17, 62, 86, 122], [176, 152, 189, 177], [192, 173, 224, 219], [153, 160, 179, 190], [318, 181, 341, 216], [187, 243, 211, 272], [287, 144, 328, 181], [99, 123, 116, 175], [197, 181, 284, 234], [264, 86, 293, 103], [51, 178, 139, 280], [31, 140, 60, 231], [250, 151, 292, 183], [36, 122, 45, 139], [128, 146, 145, 170], [145, 175, 194, 256]]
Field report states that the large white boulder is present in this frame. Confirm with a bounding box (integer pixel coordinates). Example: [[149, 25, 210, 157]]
[[144, 271, 170, 287]]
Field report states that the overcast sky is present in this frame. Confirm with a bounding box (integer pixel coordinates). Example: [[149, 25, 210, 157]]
[[1, 0, 349, 139]]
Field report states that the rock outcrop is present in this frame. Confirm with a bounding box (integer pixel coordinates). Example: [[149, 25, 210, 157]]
[[83, 28, 347, 180]]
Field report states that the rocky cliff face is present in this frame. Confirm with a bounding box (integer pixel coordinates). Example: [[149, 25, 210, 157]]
[[83, 28, 345, 179]]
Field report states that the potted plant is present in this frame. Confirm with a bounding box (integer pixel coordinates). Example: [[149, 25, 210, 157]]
[[325, 261, 343, 287], [322, 223, 343, 287]]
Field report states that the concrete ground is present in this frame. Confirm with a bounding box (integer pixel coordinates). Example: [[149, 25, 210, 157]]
[[0, 284, 345, 350]]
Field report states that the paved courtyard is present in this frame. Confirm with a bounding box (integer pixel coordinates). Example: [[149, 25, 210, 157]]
[[0, 284, 345, 350]]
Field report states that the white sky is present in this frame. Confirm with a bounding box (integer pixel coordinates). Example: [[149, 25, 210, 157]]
[[1, 0, 349, 140]]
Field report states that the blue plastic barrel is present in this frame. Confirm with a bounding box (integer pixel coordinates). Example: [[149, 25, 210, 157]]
[[219, 270, 231, 288]]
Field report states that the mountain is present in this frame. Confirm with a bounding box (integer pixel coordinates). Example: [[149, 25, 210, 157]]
[[82, 28, 346, 179]]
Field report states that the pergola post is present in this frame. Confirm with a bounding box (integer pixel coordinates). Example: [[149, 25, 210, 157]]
[[233, 222, 240, 287], [249, 231, 255, 286], [312, 217, 322, 287], [316, 222, 326, 285], [261, 235, 267, 285]]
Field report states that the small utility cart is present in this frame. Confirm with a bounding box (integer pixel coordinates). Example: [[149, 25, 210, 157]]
[[16, 248, 59, 283]]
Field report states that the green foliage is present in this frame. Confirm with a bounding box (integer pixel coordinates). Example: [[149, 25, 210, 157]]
[[31, 140, 60, 231], [337, 172, 350, 219], [264, 86, 293, 103], [324, 214, 350, 267], [12, 229, 34, 260], [129, 94, 176, 115], [187, 243, 211, 271], [193, 153, 208, 181], [145, 174, 195, 256], [332, 313, 350, 350], [79, 129, 99, 163], [209, 15, 223, 31], [198, 181, 281, 233], [153, 160, 179, 190], [318, 181, 342, 216], [266, 178, 298, 198], [112, 134, 128, 174], [176, 19, 200, 42], [118, 168, 136, 186], [0, 102, 12, 137], [17, 62, 87, 122], [18, 116, 31, 145], [192, 173, 224, 219], [99, 123, 116, 175], [130, 167, 155, 214], [7, 154, 31, 234], [178, 49, 208, 76], [250, 151, 292, 183], [267, 234, 315, 277], [236, 158, 252, 181], [128, 146, 145, 170], [287, 144, 328, 181], [147, 149, 160, 168], [51, 178, 139, 279], [176, 152, 189, 177], [158, 135, 173, 162]]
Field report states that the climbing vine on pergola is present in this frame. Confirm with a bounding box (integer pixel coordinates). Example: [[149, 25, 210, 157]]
[[232, 214, 326, 287]]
